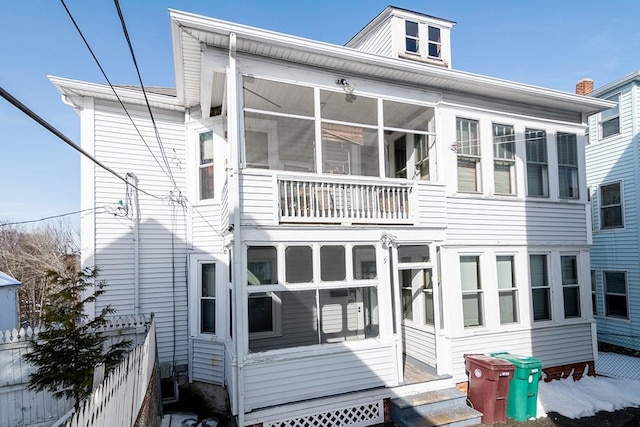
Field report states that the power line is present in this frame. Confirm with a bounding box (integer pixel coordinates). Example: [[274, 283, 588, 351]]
[[0, 207, 99, 227], [0, 86, 163, 200], [113, 0, 178, 189], [59, 0, 176, 188]]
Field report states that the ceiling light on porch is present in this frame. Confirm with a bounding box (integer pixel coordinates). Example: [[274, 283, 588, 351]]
[[335, 78, 354, 95]]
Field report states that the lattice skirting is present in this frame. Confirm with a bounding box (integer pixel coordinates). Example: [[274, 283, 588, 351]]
[[263, 399, 384, 427]]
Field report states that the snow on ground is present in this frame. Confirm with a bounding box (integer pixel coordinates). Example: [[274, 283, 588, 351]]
[[536, 352, 640, 419]]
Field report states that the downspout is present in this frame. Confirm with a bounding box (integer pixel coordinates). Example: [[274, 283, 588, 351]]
[[127, 172, 141, 317], [227, 32, 246, 427]]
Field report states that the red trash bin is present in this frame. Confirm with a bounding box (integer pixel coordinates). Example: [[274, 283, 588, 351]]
[[464, 354, 515, 424]]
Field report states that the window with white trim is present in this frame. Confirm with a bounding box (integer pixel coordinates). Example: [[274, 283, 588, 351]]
[[493, 123, 516, 195], [561, 255, 581, 318], [460, 255, 483, 327], [604, 271, 628, 319], [198, 130, 214, 200], [247, 246, 281, 339], [600, 182, 623, 229], [530, 254, 551, 321], [497, 256, 518, 324], [526, 129, 548, 197], [456, 118, 481, 193], [600, 94, 620, 139], [428, 26, 441, 58], [557, 132, 579, 199], [405, 20, 419, 53], [591, 269, 598, 316], [200, 262, 216, 334]]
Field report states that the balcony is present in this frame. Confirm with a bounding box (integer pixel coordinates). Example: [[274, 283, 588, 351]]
[[278, 175, 412, 224]]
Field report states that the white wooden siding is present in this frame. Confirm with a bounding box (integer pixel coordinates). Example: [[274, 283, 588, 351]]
[[448, 323, 594, 383], [349, 19, 394, 57], [446, 197, 588, 244], [92, 100, 189, 366], [402, 324, 436, 366], [191, 338, 225, 385], [243, 343, 398, 411]]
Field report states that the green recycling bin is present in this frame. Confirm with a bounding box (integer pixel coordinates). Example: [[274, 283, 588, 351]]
[[490, 352, 542, 421]]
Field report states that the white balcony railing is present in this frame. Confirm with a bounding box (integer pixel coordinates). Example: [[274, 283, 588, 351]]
[[279, 175, 413, 224]]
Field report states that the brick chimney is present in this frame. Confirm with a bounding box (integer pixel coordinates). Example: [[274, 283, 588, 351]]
[[576, 78, 594, 95]]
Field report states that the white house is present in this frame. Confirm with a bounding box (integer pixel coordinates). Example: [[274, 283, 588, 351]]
[[51, 6, 612, 426], [583, 72, 640, 352]]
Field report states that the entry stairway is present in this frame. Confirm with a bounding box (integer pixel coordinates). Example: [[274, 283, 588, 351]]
[[390, 386, 482, 427]]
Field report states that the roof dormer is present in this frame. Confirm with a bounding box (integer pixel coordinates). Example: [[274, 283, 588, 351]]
[[346, 6, 456, 68]]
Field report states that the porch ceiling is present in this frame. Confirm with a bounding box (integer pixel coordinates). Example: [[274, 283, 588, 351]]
[[169, 9, 614, 115]]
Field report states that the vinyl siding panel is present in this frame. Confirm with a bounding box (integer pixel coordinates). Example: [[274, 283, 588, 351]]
[[402, 324, 436, 366], [240, 171, 278, 225], [243, 343, 397, 411], [92, 100, 189, 366], [349, 20, 394, 57], [416, 183, 447, 229], [191, 339, 225, 385], [449, 323, 594, 382], [446, 197, 588, 244]]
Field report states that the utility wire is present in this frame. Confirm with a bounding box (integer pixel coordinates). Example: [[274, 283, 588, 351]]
[[0, 208, 99, 227], [59, 0, 175, 188], [0, 86, 163, 200], [113, 0, 177, 189]]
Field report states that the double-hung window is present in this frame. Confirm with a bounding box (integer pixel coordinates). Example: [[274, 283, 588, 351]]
[[600, 182, 623, 229], [604, 271, 628, 319], [526, 129, 548, 197], [557, 133, 579, 199], [428, 26, 441, 58], [200, 263, 216, 333], [497, 256, 518, 324], [530, 254, 551, 321], [456, 118, 481, 192], [460, 256, 483, 327], [198, 131, 214, 200], [561, 255, 581, 318], [591, 270, 598, 316], [600, 94, 620, 139], [405, 21, 419, 53], [493, 124, 516, 195], [247, 246, 280, 337]]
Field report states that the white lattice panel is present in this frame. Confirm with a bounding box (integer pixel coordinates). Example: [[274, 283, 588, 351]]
[[264, 400, 384, 427]]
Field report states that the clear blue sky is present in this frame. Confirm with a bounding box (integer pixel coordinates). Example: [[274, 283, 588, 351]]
[[1, 0, 638, 226]]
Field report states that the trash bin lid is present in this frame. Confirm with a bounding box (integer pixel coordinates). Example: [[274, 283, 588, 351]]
[[490, 352, 543, 369], [464, 354, 515, 371]]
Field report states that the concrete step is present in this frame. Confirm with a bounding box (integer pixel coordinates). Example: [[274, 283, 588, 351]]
[[399, 406, 482, 427], [391, 387, 467, 417]]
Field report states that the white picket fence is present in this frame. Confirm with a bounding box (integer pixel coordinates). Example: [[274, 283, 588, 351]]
[[0, 315, 150, 427], [61, 317, 156, 427]]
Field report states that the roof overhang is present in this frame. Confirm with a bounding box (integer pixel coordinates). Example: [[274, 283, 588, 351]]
[[0, 271, 21, 288], [169, 9, 614, 116], [48, 76, 184, 112], [590, 70, 640, 98]]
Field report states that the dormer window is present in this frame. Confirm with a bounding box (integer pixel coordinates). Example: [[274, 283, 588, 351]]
[[428, 26, 441, 58], [405, 21, 419, 53]]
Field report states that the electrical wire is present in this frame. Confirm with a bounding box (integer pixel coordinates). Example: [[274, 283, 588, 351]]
[[59, 0, 176, 188], [113, 0, 177, 189], [0, 86, 164, 201], [0, 207, 100, 227]]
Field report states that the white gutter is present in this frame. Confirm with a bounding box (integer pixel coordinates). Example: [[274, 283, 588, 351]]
[[589, 70, 640, 98]]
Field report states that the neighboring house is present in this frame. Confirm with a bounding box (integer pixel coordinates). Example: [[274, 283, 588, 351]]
[[583, 72, 640, 351], [51, 6, 612, 426], [0, 271, 21, 331]]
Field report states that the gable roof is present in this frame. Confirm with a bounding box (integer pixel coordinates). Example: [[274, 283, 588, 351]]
[[590, 70, 640, 98], [0, 271, 21, 288], [169, 9, 613, 115]]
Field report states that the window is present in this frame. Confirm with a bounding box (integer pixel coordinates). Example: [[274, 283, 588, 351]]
[[493, 124, 516, 195], [198, 131, 214, 200], [423, 269, 435, 325], [600, 94, 620, 139], [285, 246, 313, 283], [414, 134, 430, 180], [530, 255, 551, 321], [561, 255, 581, 318], [405, 20, 419, 53], [401, 269, 415, 321], [200, 263, 216, 333], [394, 135, 407, 178], [460, 256, 483, 327], [526, 129, 548, 197], [604, 271, 628, 319], [353, 246, 377, 280], [591, 270, 598, 316], [247, 246, 279, 337], [497, 256, 518, 324], [320, 245, 346, 281], [557, 133, 579, 199], [600, 182, 623, 229], [398, 245, 430, 263], [456, 118, 481, 192], [428, 26, 441, 58]]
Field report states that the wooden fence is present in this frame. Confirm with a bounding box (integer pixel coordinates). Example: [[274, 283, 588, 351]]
[[0, 315, 149, 427], [61, 317, 157, 427]]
